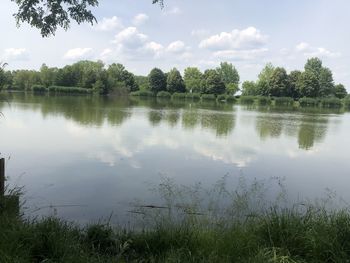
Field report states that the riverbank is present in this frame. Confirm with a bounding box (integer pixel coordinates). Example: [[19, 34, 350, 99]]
[[2, 203, 350, 262]]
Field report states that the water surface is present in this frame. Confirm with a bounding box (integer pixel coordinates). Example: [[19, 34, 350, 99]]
[[1, 93, 350, 224]]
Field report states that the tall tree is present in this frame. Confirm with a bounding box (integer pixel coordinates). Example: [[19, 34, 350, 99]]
[[333, 84, 347, 99], [288, 70, 302, 99], [184, 67, 203, 93], [166, 68, 185, 93], [202, 69, 226, 95], [297, 71, 319, 98], [148, 68, 167, 93], [216, 62, 240, 94], [241, 81, 258, 96], [256, 63, 275, 96], [318, 67, 334, 97], [269, 67, 290, 97]]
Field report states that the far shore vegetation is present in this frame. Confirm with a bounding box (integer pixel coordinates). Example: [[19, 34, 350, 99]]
[[1, 58, 349, 109]]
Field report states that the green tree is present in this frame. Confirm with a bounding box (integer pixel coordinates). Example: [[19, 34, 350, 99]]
[[148, 68, 167, 93], [40, 64, 57, 88], [12, 0, 163, 37], [304, 57, 323, 77], [241, 81, 258, 96], [256, 63, 275, 96], [0, 62, 8, 90], [166, 68, 185, 93], [333, 84, 347, 99], [269, 67, 290, 97], [184, 67, 203, 93], [202, 69, 226, 95], [319, 67, 334, 97], [297, 71, 319, 98], [216, 62, 240, 94], [107, 63, 138, 93], [288, 70, 302, 99]]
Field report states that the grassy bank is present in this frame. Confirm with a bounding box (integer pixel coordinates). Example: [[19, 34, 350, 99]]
[[2, 205, 350, 262]]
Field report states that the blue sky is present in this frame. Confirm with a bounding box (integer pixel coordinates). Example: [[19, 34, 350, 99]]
[[1, 0, 349, 89]]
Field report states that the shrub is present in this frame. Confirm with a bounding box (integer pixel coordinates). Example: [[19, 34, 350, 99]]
[[130, 90, 154, 97], [172, 92, 187, 99], [320, 97, 342, 108], [156, 91, 171, 98], [256, 96, 271, 105], [201, 94, 216, 100], [48, 86, 92, 94], [299, 97, 318, 107], [274, 97, 294, 106], [240, 96, 255, 104], [185, 93, 201, 100], [216, 94, 227, 102], [31, 85, 47, 93], [344, 96, 350, 109]]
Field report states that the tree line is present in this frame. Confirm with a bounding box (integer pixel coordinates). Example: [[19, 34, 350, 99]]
[[0, 57, 347, 99], [241, 58, 347, 99]]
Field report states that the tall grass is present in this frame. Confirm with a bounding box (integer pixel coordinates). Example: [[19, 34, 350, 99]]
[[274, 97, 294, 106], [31, 84, 47, 93], [2, 177, 350, 262], [239, 96, 256, 104], [48, 86, 92, 94], [130, 90, 155, 97]]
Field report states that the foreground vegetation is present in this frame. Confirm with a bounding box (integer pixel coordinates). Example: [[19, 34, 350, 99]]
[[3, 202, 350, 262], [1, 176, 350, 263]]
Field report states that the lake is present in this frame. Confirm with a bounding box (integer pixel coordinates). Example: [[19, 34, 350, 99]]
[[1, 92, 350, 224]]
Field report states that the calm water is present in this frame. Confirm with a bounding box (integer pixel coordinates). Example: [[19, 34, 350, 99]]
[[1, 92, 350, 224]]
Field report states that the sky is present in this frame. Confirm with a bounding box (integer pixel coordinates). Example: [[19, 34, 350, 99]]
[[1, 0, 350, 89]]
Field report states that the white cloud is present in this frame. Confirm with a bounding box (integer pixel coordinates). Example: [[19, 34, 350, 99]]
[[3, 48, 29, 61], [199, 27, 268, 51], [295, 42, 341, 58], [94, 16, 123, 31], [166, 41, 186, 53], [112, 27, 148, 49], [144, 42, 164, 57], [63, 48, 93, 60], [132, 13, 149, 26]]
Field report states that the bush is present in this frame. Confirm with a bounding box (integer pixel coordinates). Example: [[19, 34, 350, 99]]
[[171, 92, 187, 99], [239, 96, 255, 104], [185, 93, 201, 100], [299, 97, 319, 107], [274, 97, 294, 106], [344, 96, 350, 109], [156, 91, 171, 98], [201, 94, 216, 100], [48, 86, 92, 94], [216, 94, 227, 102], [31, 85, 47, 93], [320, 97, 342, 108], [256, 96, 271, 105], [130, 90, 155, 97]]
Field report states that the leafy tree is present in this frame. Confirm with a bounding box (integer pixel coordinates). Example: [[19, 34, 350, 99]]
[[0, 62, 8, 90], [241, 81, 258, 96], [40, 64, 57, 88], [184, 67, 203, 93], [319, 67, 334, 97], [304, 57, 323, 77], [202, 69, 226, 95], [12, 0, 164, 37], [148, 68, 167, 93], [333, 84, 347, 99], [297, 71, 319, 98], [256, 63, 275, 96], [107, 63, 138, 92], [166, 68, 185, 93], [216, 62, 240, 94], [269, 67, 290, 97], [288, 70, 302, 99]]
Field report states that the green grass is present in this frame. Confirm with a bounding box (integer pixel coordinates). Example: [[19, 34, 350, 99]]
[[3, 206, 350, 262], [156, 91, 171, 98], [48, 86, 92, 94], [256, 96, 271, 105], [171, 92, 187, 100], [31, 84, 48, 93], [320, 97, 342, 108], [130, 90, 155, 97], [201, 94, 216, 100], [239, 96, 256, 104], [185, 93, 201, 100], [274, 97, 295, 106], [299, 97, 318, 107]]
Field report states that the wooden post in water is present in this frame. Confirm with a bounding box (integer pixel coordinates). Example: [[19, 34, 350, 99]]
[[0, 158, 4, 197]]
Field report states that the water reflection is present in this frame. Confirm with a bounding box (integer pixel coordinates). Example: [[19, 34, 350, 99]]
[[1, 92, 350, 224]]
